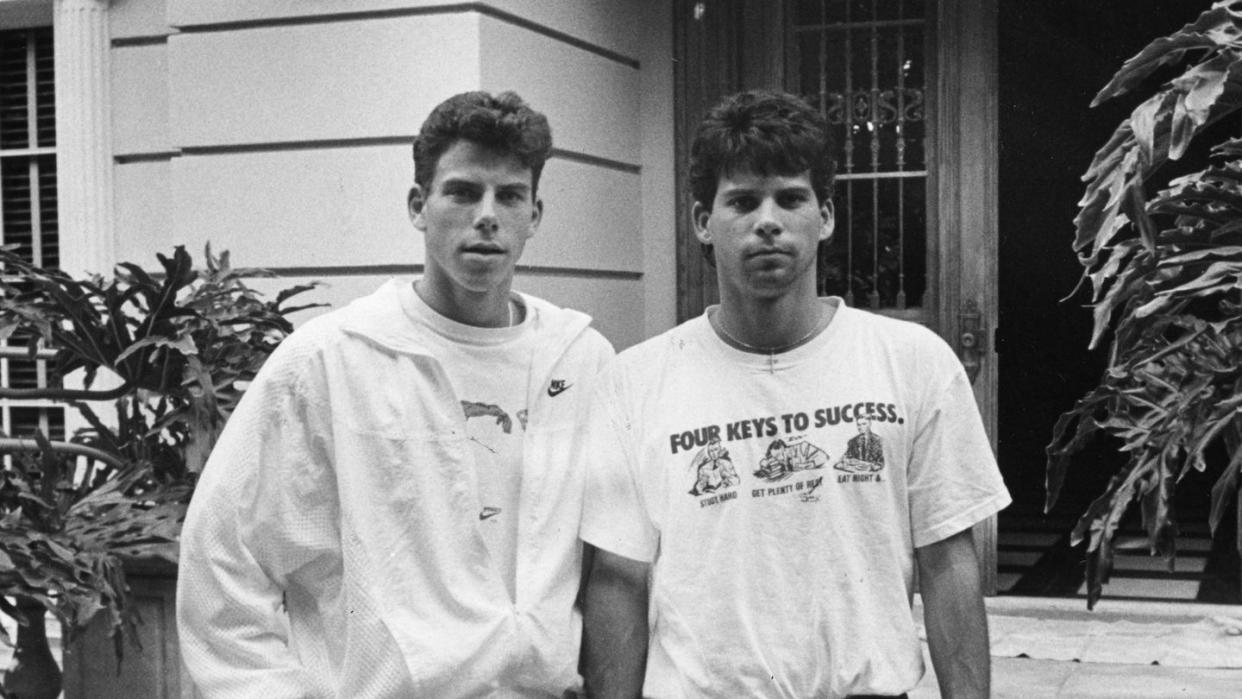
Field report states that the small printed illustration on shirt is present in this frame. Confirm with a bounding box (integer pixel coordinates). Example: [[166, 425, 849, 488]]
[[833, 412, 886, 476], [461, 400, 514, 433], [799, 477, 824, 503], [688, 436, 740, 496], [479, 506, 501, 521], [461, 400, 523, 455], [547, 379, 572, 397], [752, 437, 829, 483]]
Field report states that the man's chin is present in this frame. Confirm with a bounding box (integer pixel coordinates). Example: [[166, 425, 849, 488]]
[[453, 265, 515, 293], [742, 276, 797, 298]]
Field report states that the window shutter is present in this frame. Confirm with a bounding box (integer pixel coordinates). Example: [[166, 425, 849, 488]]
[[0, 26, 62, 441]]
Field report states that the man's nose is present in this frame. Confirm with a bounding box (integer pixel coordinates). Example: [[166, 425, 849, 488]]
[[754, 198, 782, 237], [474, 192, 499, 233]]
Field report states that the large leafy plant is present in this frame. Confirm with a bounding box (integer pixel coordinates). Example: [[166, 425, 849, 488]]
[[0, 245, 321, 656], [1047, 0, 1242, 608]]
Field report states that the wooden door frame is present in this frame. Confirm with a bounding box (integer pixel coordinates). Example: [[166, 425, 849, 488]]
[[934, 0, 1000, 594], [673, 0, 1001, 592]]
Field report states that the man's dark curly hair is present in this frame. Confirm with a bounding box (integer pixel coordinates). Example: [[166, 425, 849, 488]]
[[413, 91, 553, 196], [689, 90, 836, 263], [690, 90, 835, 207]]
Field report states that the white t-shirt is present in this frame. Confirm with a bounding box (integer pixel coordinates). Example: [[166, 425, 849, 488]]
[[581, 299, 1011, 698], [401, 283, 534, 601]]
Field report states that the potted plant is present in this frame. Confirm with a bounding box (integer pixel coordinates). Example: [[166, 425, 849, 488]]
[[1046, 0, 1242, 609], [0, 245, 322, 696]]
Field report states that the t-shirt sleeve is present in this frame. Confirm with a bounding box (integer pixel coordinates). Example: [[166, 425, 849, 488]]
[[907, 348, 1012, 548], [579, 367, 659, 563]]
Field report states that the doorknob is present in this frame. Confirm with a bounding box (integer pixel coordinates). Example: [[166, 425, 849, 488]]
[[959, 299, 987, 384]]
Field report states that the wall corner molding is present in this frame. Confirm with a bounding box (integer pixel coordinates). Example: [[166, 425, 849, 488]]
[[54, 0, 114, 276]]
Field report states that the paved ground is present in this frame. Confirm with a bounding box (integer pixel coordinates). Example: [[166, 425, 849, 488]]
[[5, 595, 1241, 697], [913, 596, 1242, 698], [916, 656, 1242, 698]]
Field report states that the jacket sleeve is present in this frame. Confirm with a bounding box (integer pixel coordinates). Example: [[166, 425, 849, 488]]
[[176, 336, 339, 697]]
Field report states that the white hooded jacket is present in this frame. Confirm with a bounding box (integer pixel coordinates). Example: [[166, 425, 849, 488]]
[[177, 279, 614, 697]]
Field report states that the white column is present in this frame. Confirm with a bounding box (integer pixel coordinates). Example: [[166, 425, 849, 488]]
[[53, 0, 113, 277]]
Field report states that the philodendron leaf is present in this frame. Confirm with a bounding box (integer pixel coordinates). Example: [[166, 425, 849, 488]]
[[1075, 125, 1134, 261], [1086, 239, 1142, 303], [1090, 266, 1152, 349], [1140, 458, 1177, 560], [1153, 173, 1242, 221], [1045, 390, 1114, 510], [1092, 3, 1242, 106], [1077, 462, 1150, 608], [1129, 184, 1159, 253], [112, 262, 155, 291], [1213, 138, 1242, 162], [1169, 54, 1234, 160], [1152, 260, 1242, 298], [1210, 219, 1242, 242], [1079, 146, 1149, 270], [114, 334, 198, 364], [1131, 91, 1173, 169], [274, 283, 321, 307], [1208, 438, 1242, 535]]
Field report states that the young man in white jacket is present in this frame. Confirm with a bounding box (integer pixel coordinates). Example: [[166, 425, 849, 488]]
[[177, 91, 614, 697]]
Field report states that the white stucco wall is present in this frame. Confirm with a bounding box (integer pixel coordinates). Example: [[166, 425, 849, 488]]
[[100, 0, 677, 349]]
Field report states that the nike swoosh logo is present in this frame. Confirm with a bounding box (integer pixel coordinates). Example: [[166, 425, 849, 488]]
[[547, 380, 572, 397], [479, 507, 501, 521]]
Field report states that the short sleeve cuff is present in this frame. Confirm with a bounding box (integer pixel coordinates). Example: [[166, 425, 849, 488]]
[[913, 489, 1012, 549], [580, 519, 657, 563]]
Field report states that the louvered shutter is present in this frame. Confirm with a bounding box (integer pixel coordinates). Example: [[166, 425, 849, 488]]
[[0, 26, 62, 441]]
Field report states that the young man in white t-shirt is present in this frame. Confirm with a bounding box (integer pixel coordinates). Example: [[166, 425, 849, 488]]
[[579, 90, 1010, 698], [178, 91, 613, 697]]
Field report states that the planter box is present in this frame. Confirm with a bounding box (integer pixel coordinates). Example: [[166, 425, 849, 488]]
[[61, 559, 200, 699]]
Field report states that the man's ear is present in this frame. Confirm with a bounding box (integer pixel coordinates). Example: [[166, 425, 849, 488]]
[[692, 201, 712, 244], [819, 198, 835, 242], [527, 197, 544, 238], [408, 185, 426, 230]]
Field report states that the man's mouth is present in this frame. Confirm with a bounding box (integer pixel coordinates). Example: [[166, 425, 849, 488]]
[[747, 248, 788, 260], [462, 245, 505, 256]]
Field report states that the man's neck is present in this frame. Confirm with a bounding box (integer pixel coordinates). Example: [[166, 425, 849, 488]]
[[415, 275, 514, 328], [713, 285, 832, 351]]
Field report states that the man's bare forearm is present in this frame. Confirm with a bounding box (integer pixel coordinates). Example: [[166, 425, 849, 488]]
[[581, 546, 649, 699], [916, 527, 990, 699]]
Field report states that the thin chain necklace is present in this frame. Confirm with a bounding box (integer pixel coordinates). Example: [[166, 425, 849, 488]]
[[711, 307, 828, 374]]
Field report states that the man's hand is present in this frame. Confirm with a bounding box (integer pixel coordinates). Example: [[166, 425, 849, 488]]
[[916, 527, 990, 699], [582, 545, 650, 699]]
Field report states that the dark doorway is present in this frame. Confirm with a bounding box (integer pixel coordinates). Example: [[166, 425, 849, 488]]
[[997, 1, 1238, 603]]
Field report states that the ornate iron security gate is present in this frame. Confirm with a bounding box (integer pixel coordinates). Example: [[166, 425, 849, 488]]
[[791, 0, 928, 313]]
